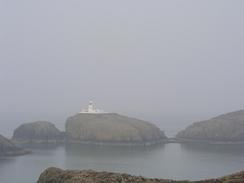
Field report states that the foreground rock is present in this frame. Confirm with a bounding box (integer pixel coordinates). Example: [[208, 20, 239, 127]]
[[37, 167, 244, 183], [66, 113, 166, 145], [12, 121, 63, 143], [0, 134, 28, 156], [177, 110, 244, 142]]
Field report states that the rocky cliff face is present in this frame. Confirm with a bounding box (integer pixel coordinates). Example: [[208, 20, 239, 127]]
[[65, 113, 166, 145], [12, 121, 63, 143], [37, 167, 244, 183], [0, 134, 28, 156], [177, 110, 244, 142]]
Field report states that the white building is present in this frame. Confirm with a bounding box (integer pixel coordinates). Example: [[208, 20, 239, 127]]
[[79, 101, 106, 114]]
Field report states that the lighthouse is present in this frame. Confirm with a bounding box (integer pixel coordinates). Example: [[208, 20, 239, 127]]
[[79, 101, 106, 114], [88, 101, 95, 113]]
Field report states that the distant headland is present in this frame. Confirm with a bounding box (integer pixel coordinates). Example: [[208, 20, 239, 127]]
[[176, 110, 244, 143]]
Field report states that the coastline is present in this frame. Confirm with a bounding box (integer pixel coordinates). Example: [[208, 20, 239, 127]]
[[13, 137, 244, 146], [173, 138, 244, 145], [37, 167, 244, 183], [14, 138, 167, 147], [64, 136, 168, 146]]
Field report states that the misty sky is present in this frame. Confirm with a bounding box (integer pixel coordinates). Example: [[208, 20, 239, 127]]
[[0, 0, 244, 137]]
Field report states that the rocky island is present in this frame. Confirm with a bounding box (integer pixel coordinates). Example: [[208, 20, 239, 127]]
[[10, 102, 166, 146], [12, 121, 63, 143], [37, 167, 244, 183], [0, 134, 28, 156], [65, 101, 166, 145], [66, 113, 166, 145], [176, 110, 244, 143]]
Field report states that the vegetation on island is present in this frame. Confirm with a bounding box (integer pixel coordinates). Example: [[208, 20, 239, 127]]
[[177, 110, 244, 142], [37, 167, 244, 183]]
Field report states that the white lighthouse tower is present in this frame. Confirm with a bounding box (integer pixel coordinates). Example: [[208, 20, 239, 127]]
[[79, 101, 106, 114], [88, 101, 95, 113]]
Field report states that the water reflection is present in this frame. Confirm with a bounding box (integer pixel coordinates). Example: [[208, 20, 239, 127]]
[[64, 143, 166, 175], [18, 143, 62, 150], [180, 143, 244, 156], [65, 143, 166, 158], [0, 143, 244, 183], [0, 157, 16, 166]]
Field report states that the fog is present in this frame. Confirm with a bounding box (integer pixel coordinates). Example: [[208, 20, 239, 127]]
[[0, 0, 244, 137]]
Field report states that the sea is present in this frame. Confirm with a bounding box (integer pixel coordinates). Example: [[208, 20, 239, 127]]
[[0, 142, 244, 183]]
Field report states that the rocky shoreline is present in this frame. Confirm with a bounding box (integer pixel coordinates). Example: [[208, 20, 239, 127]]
[[14, 138, 244, 148], [173, 138, 244, 145], [65, 137, 167, 146], [65, 137, 244, 146], [37, 167, 244, 183]]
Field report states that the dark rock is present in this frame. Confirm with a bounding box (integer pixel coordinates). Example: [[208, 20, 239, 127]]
[[12, 121, 63, 143], [37, 167, 244, 183], [176, 110, 244, 142], [65, 113, 166, 145]]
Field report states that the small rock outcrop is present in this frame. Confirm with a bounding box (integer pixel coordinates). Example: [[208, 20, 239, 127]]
[[12, 121, 63, 143], [65, 113, 166, 145], [37, 167, 244, 183], [177, 110, 244, 142], [0, 134, 28, 156]]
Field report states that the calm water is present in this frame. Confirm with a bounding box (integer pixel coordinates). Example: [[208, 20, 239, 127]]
[[0, 143, 244, 183]]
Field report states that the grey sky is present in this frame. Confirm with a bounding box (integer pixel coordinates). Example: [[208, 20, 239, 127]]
[[0, 0, 244, 136]]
